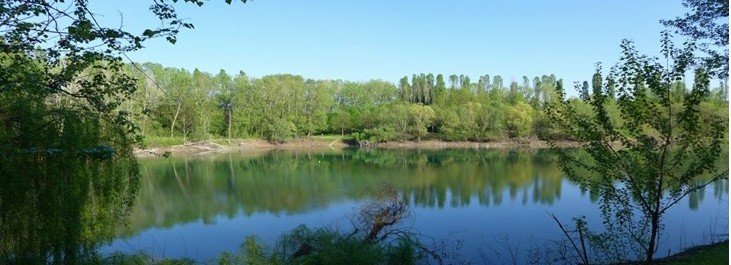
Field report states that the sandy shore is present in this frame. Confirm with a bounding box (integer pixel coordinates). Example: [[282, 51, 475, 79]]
[[134, 138, 580, 158], [134, 138, 349, 157]]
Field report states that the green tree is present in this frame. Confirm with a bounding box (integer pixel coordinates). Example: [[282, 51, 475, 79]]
[[580, 80, 591, 101], [460, 75, 471, 90], [232, 72, 260, 137], [531, 76, 542, 107], [539, 75, 558, 103], [491, 75, 504, 92], [547, 38, 727, 263], [265, 119, 296, 143], [477, 102, 507, 140], [215, 70, 235, 141], [591, 64, 603, 99], [253, 74, 307, 141], [411, 74, 420, 103], [125, 63, 165, 137], [455, 102, 481, 140], [448, 75, 458, 89], [303, 80, 335, 137], [426, 73, 435, 104], [605, 72, 617, 99], [0, 0, 249, 263], [490, 75, 505, 101], [521, 76, 532, 101], [435, 74, 447, 105], [399, 76, 411, 103], [331, 110, 352, 136], [408, 104, 436, 141], [508, 81, 523, 103], [662, 0, 729, 78], [506, 102, 534, 138], [192, 69, 216, 139], [711, 79, 728, 102], [157, 68, 195, 139], [477, 75, 490, 95], [368, 104, 410, 141], [434, 107, 460, 140]]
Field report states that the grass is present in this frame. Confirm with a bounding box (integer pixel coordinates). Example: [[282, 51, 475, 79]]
[[92, 240, 730, 265], [208, 138, 259, 146], [310, 134, 345, 140], [654, 240, 728, 265], [142, 136, 187, 147], [99, 252, 196, 265]]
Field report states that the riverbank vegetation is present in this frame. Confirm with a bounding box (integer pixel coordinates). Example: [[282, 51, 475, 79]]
[[0, 0, 727, 264], [99, 240, 729, 265], [656, 240, 728, 265], [123, 63, 728, 145], [0, 1, 248, 263], [545, 2, 729, 261]]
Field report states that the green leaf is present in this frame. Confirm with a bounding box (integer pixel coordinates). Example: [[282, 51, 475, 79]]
[[142, 29, 156, 37]]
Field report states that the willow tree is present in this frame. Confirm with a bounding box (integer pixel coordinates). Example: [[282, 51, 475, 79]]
[[0, 0, 248, 263], [547, 34, 728, 263]]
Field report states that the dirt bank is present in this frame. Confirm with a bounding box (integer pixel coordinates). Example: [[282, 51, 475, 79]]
[[134, 139, 580, 158], [134, 138, 351, 157]]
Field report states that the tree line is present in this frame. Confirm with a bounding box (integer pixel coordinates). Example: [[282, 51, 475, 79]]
[[125, 63, 728, 144]]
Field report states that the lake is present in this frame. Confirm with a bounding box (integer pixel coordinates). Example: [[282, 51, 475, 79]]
[[103, 148, 728, 264]]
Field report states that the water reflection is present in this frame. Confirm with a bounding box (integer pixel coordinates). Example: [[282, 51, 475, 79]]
[[0, 151, 138, 264], [119, 149, 727, 239], [2, 147, 725, 263]]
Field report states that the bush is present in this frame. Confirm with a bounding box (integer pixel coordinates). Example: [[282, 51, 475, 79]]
[[265, 119, 296, 143], [362, 126, 398, 142], [505, 102, 534, 138], [216, 187, 437, 265], [219, 226, 426, 265]]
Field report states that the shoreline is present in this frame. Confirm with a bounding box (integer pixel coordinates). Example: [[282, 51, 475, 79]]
[[133, 138, 581, 158]]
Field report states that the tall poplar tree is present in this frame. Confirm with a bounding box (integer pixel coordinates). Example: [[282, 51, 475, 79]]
[[580, 81, 591, 101]]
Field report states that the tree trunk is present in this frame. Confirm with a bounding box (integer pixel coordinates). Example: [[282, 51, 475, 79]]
[[182, 118, 187, 142], [170, 101, 182, 138], [227, 108, 232, 145], [202, 112, 209, 139], [646, 213, 660, 262], [141, 101, 148, 136], [141, 115, 148, 136]]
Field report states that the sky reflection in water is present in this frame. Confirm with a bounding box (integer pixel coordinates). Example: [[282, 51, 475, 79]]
[[104, 149, 728, 263]]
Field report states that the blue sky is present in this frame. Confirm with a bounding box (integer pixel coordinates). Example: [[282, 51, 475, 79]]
[[93, 1, 687, 88]]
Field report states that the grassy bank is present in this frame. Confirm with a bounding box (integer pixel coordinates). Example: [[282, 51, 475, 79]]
[[142, 136, 188, 147], [655, 240, 728, 265], [97, 240, 730, 264]]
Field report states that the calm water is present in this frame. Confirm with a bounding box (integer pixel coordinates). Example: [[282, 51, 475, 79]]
[[103, 149, 728, 264]]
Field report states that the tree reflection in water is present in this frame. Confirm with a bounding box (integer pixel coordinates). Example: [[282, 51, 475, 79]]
[[119, 149, 725, 239], [0, 145, 138, 264]]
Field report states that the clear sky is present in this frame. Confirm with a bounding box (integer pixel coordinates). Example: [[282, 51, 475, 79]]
[[92, 1, 687, 89]]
